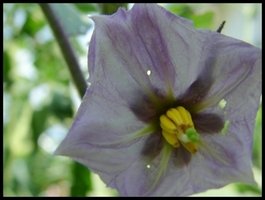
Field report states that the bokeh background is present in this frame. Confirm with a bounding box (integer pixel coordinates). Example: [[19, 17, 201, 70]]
[[3, 3, 261, 196]]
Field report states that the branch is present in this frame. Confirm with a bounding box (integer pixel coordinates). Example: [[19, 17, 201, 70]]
[[39, 3, 87, 98]]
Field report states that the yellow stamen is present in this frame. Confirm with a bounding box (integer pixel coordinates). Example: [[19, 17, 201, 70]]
[[159, 115, 177, 131], [178, 106, 194, 127], [166, 108, 183, 126], [162, 130, 180, 148], [160, 106, 199, 154]]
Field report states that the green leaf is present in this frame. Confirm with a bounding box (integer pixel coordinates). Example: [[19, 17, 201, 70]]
[[71, 162, 92, 196], [50, 91, 73, 120], [235, 183, 261, 195], [4, 50, 13, 88], [191, 11, 214, 28], [31, 107, 49, 151], [50, 4, 91, 36], [33, 41, 69, 83], [74, 3, 99, 13], [98, 3, 127, 15], [20, 5, 46, 36], [166, 4, 214, 29], [166, 4, 194, 19]]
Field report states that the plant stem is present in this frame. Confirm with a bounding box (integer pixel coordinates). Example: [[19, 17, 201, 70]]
[[40, 3, 87, 97]]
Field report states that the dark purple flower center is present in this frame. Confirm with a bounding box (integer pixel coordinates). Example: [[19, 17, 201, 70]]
[[130, 76, 225, 161]]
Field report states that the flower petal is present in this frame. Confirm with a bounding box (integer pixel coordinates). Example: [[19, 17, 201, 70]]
[[177, 65, 213, 109], [183, 33, 261, 193], [188, 134, 256, 193], [189, 31, 261, 187], [55, 85, 147, 172], [147, 133, 255, 196], [89, 4, 205, 100], [55, 84, 163, 195], [191, 31, 261, 112], [56, 84, 182, 196], [141, 132, 164, 160]]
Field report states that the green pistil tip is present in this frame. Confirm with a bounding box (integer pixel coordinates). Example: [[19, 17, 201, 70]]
[[185, 128, 200, 142]]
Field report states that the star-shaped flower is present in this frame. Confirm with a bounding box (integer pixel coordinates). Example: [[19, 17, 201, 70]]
[[55, 4, 261, 196]]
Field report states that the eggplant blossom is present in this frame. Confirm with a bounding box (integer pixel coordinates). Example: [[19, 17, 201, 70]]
[[55, 4, 261, 196]]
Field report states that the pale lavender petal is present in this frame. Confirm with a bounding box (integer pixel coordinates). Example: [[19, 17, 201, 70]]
[[178, 71, 213, 108], [55, 85, 146, 179], [143, 28, 261, 196], [175, 39, 259, 186], [188, 133, 256, 193], [191, 31, 261, 112], [89, 4, 205, 100], [55, 84, 163, 195], [147, 133, 255, 196], [177, 32, 261, 191], [191, 32, 261, 184]]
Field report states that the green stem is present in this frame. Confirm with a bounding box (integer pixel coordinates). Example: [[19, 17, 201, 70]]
[[39, 3, 87, 98]]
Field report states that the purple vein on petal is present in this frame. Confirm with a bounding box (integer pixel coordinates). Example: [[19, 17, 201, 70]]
[[192, 61, 254, 112], [132, 10, 175, 95]]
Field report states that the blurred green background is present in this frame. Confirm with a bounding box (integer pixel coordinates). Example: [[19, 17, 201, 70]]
[[3, 3, 261, 196]]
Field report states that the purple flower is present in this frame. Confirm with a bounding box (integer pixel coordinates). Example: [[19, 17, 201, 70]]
[[55, 4, 261, 196]]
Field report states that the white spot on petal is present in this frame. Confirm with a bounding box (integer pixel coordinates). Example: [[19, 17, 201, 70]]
[[146, 164, 151, 169], [146, 70, 151, 76]]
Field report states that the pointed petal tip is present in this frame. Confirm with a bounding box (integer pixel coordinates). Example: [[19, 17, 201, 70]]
[[53, 142, 70, 157], [53, 145, 63, 156], [89, 6, 128, 23]]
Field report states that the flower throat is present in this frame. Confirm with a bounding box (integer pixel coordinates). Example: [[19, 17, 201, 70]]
[[159, 106, 200, 154]]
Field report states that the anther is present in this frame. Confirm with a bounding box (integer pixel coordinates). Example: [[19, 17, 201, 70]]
[[159, 106, 200, 154]]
